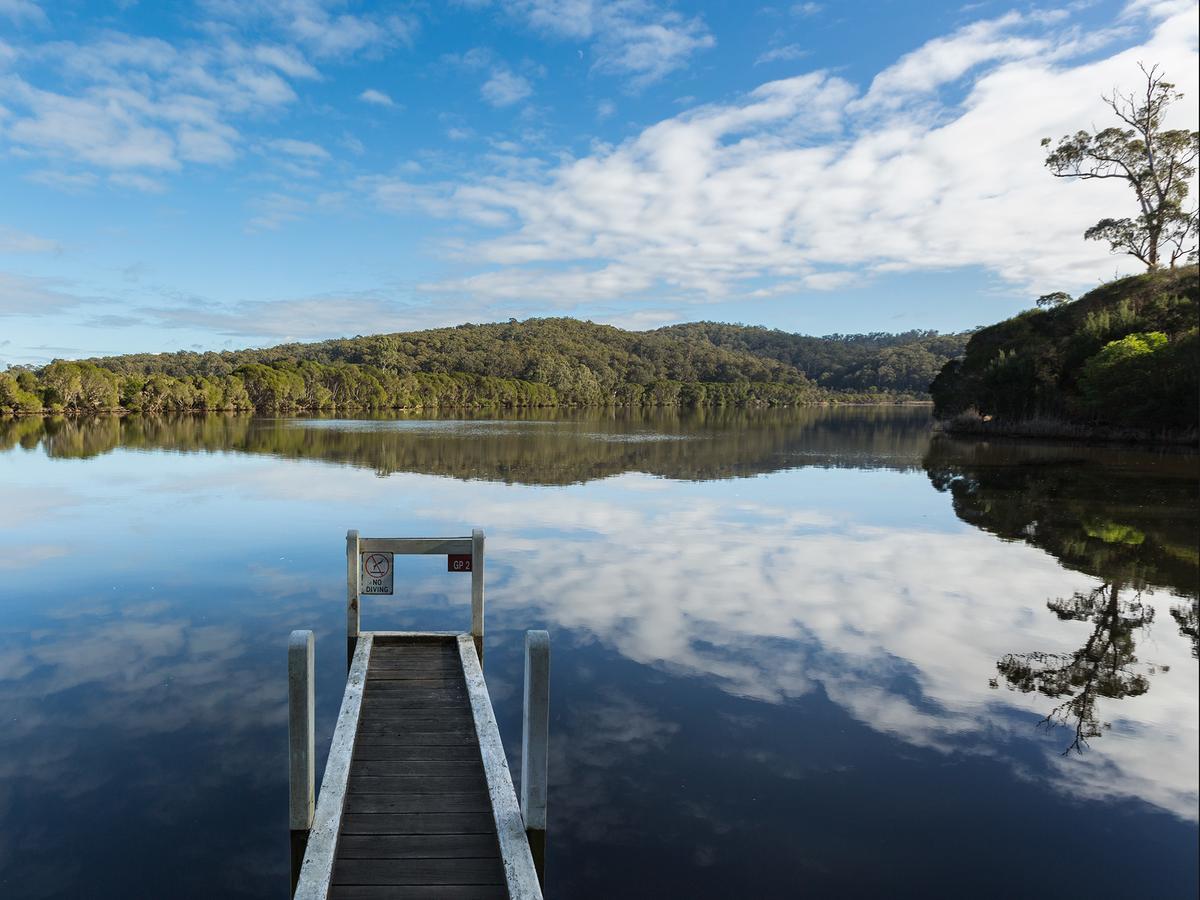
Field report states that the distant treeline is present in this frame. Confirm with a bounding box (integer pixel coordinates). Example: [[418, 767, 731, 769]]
[[1, 317, 969, 415], [930, 266, 1199, 440]]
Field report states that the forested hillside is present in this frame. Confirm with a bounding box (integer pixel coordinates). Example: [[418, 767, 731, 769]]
[[0, 318, 969, 415], [930, 265, 1199, 439], [658, 324, 968, 394]]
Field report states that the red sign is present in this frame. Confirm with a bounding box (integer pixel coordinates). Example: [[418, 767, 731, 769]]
[[447, 554, 472, 573]]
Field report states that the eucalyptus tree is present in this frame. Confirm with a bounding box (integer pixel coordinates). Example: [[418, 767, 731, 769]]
[[1043, 63, 1199, 268]]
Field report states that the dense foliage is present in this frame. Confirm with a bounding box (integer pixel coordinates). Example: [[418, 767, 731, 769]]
[[658, 324, 968, 394], [929, 265, 1199, 435], [1, 318, 968, 415]]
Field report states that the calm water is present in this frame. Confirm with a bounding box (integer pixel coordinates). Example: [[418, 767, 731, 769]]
[[0, 407, 1196, 898]]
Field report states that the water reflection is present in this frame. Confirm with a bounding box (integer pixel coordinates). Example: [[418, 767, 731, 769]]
[[0, 405, 934, 484], [922, 437, 1199, 598], [995, 583, 1154, 753], [0, 410, 1196, 897], [0, 601, 290, 897], [923, 437, 1198, 755], [1173, 600, 1199, 658]]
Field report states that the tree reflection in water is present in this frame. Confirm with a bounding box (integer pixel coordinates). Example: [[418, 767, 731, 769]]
[[0, 406, 936, 484], [1171, 599, 1199, 659], [995, 582, 1155, 754], [925, 436, 1198, 753]]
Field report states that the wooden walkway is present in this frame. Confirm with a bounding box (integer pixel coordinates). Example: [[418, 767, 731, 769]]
[[339, 634, 502, 896], [294, 632, 542, 900]]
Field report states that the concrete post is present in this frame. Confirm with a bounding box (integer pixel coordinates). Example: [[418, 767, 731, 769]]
[[288, 629, 315, 894], [521, 629, 550, 837], [471, 528, 485, 660], [346, 529, 360, 666]]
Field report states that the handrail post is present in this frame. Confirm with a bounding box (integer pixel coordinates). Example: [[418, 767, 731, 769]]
[[521, 629, 550, 887], [346, 529, 360, 667], [288, 629, 315, 896], [471, 528, 485, 660]]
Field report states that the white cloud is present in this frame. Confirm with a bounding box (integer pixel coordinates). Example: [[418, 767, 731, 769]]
[[26, 169, 98, 192], [108, 171, 167, 192], [245, 191, 309, 231], [0, 225, 59, 253], [0, 271, 83, 315], [426, 262, 657, 303], [358, 87, 394, 106], [861, 12, 1050, 108], [481, 68, 533, 106], [504, 0, 715, 88], [0, 27, 328, 183], [252, 43, 319, 79], [177, 121, 238, 163], [0, 0, 45, 25], [138, 291, 500, 339], [591, 11, 715, 89], [269, 137, 329, 159], [393, 4, 1199, 306], [5, 81, 179, 170], [0, 7, 402, 188], [442, 47, 536, 109], [755, 43, 809, 66], [201, 0, 417, 59], [441, 46, 494, 70]]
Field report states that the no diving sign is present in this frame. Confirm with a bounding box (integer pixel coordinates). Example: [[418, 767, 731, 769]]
[[361, 551, 394, 595]]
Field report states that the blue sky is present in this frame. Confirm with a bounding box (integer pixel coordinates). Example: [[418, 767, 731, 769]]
[[0, 0, 1196, 365]]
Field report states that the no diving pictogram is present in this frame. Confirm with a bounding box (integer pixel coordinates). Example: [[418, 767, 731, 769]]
[[364, 553, 391, 578], [360, 551, 394, 595]]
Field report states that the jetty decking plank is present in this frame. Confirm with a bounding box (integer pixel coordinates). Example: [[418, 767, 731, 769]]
[[351, 744, 483, 762], [348, 775, 488, 794], [337, 833, 500, 858], [341, 812, 497, 835], [333, 857, 505, 885], [351, 760, 483, 777], [345, 794, 494, 815], [331, 886, 508, 899], [323, 635, 512, 896]]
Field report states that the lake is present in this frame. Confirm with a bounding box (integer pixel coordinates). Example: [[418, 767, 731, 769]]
[[0, 407, 1196, 898]]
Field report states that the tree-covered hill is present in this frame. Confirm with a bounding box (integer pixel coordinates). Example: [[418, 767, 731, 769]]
[[657, 324, 968, 394], [1, 318, 970, 415], [76, 318, 805, 386], [929, 265, 1199, 439]]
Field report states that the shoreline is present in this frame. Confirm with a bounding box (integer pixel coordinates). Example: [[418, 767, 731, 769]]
[[0, 398, 936, 419], [933, 414, 1199, 449]]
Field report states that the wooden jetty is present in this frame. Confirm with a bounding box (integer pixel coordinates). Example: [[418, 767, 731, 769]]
[[288, 529, 548, 899]]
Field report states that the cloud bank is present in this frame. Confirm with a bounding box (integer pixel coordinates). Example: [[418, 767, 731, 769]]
[[386, 3, 1199, 306]]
